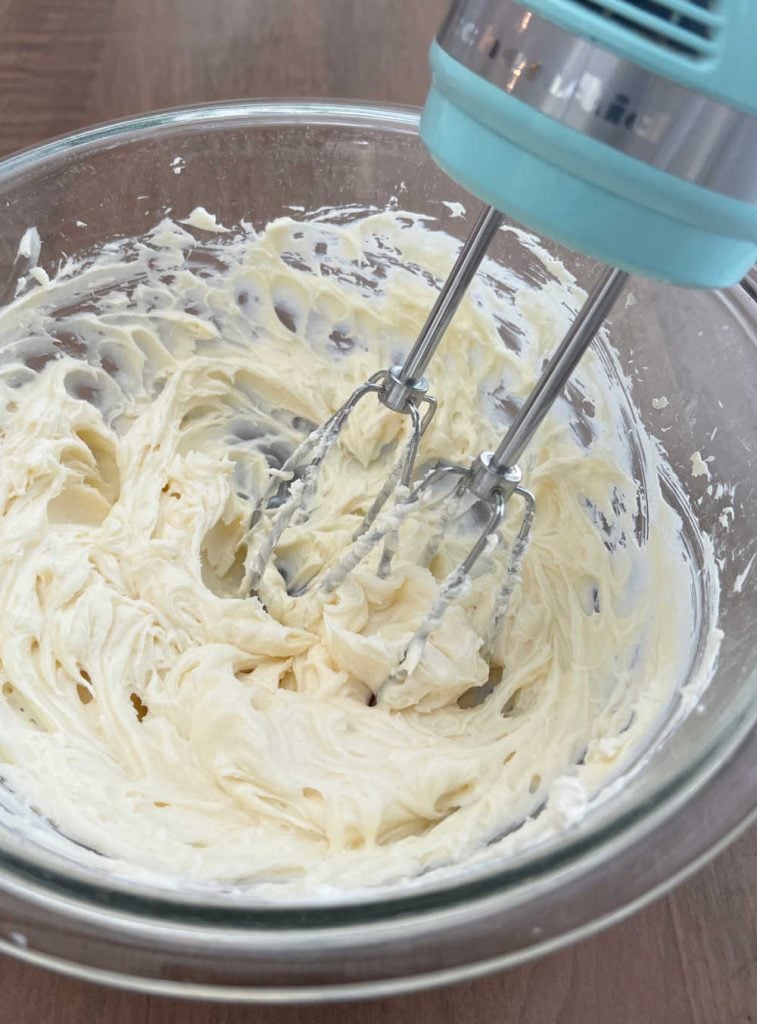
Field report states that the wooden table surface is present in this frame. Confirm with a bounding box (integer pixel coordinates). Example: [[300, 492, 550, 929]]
[[0, 1, 754, 1020]]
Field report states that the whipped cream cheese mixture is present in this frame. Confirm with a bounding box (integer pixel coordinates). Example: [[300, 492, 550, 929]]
[[0, 209, 706, 890]]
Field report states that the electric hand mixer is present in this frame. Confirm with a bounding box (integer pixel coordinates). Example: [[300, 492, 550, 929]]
[[249, 0, 757, 675]]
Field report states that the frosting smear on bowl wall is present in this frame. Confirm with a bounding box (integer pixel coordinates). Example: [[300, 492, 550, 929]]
[[0, 209, 716, 891]]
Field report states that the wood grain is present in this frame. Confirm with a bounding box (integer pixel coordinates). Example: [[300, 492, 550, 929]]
[[0, 2, 754, 1021], [0, 0, 448, 158]]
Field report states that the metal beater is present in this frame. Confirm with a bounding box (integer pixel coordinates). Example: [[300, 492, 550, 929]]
[[247, 203, 628, 665], [316, 252, 628, 684], [246, 204, 504, 592]]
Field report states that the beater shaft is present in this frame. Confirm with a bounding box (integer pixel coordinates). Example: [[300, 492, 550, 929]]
[[382, 205, 504, 412], [488, 266, 629, 473]]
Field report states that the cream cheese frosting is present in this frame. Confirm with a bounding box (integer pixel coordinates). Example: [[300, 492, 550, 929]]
[[0, 210, 706, 890]]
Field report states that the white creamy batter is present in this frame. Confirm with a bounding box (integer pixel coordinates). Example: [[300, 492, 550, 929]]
[[0, 210, 702, 890]]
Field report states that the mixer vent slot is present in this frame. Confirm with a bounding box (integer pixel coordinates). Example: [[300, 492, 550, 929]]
[[567, 0, 723, 58]]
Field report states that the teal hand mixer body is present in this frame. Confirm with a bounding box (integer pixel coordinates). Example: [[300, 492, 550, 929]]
[[250, 0, 757, 659]]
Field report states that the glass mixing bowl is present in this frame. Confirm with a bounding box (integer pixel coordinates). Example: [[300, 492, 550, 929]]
[[0, 101, 754, 1002]]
